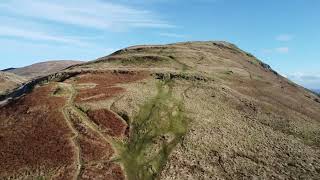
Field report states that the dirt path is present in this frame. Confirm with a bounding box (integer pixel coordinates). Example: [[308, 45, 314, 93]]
[[60, 82, 125, 179], [60, 83, 82, 180]]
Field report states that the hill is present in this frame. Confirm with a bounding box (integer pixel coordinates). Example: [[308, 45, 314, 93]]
[[5, 60, 84, 79], [0, 71, 26, 96], [0, 41, 319, 180], [1, 68, 17, 71]]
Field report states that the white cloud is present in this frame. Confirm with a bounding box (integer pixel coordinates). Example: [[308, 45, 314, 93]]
[[276, 34, 294, 41], [159, 33, 186, 38], [0, 0, 175, 48], [287, 72, 320, 89], [261, 47, 289, 54], [0, 0, 174, 31], [261, 49, 273, 54], [288, 72, 320, 81], [0, 25, 88, 46], [275, 47, 289, 53]]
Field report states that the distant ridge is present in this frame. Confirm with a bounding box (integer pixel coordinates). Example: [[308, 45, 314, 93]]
[[0, 71, 26, 96], [6, 60, 84, 79], [312, 89, 320, 94], [1, 68, 17, 72]]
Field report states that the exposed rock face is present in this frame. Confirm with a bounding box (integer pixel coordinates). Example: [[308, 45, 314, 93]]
[[0, 41, 320, 180]]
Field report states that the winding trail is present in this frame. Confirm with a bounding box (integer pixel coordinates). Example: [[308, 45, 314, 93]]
[[60, 83, 82, 180], [59, 82, 127, 179]]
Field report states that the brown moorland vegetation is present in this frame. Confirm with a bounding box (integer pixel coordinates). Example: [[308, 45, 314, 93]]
[[0, 84, 76, 179], [67, 109, 114, 163], [74, 71, 148, 103], [87, 109, 127, 138], [67, 109, 124, 179]]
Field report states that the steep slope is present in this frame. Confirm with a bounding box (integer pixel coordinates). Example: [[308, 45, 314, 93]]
[[5, 60, 84, 79], [0, 41, 320, 180], [0, 71, 26, 96]]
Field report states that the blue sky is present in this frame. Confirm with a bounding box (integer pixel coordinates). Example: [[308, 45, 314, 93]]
[[0, 0, 319, 89]]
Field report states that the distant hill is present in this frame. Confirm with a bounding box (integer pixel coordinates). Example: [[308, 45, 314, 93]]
[[2, 68, 17, 72], [312, 89, 320, 94], [5, 60, 84, 79], [0, 60, 84, 96], [0, 71, 26, 96]]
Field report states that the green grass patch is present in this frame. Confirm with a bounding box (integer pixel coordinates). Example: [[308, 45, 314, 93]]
[[114, 80, 188, 180], [36, 176, 46, 180]]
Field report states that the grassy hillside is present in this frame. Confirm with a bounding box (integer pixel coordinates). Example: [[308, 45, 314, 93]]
[[0, 41, 320, 179]]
